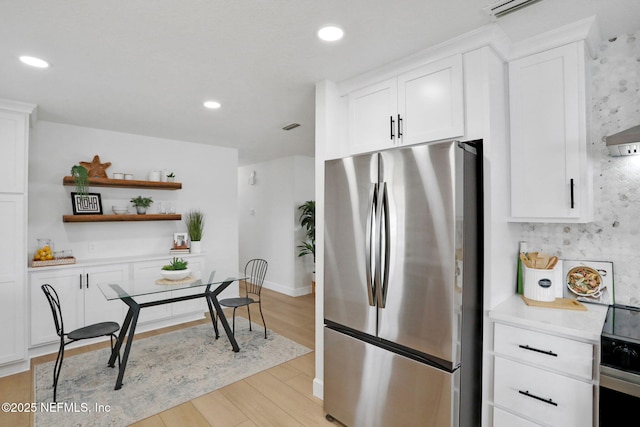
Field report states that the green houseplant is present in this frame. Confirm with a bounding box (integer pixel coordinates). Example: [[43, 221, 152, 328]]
[[297, 200, 315, 263], [70, 165, 89, 197], [130, 196, 153, 214], [184, 210, 205, 252]]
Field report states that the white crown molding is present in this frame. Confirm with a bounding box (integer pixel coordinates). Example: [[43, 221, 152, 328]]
[[508, 15, 601, 60], [336, 23, 511, 96], [0, 98, 38, 126]]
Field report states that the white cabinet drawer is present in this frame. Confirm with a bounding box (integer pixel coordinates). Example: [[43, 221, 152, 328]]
[[494, 356, 593, 427], [494, 322, 593, 379], [493, 407, 542, 427]]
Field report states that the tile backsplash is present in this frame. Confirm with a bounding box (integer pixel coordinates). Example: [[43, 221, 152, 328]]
[[518, 30, 640, 307]]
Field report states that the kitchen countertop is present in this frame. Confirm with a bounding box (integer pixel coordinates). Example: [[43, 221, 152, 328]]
[[489, 294, 609, 343]]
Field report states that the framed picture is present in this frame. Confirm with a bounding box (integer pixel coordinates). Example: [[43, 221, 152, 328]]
[[71, 192, 103, 215], [173, 232, 189, 249]]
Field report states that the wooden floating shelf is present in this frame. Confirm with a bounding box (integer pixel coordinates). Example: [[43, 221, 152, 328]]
[[63, 176, 182, 190], [63, 214, 182, 223]]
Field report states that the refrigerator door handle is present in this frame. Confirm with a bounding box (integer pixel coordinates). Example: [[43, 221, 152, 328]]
[[381, 182, 390, 308], [375, 182, 390, 308], [365, 183, 377, 306]]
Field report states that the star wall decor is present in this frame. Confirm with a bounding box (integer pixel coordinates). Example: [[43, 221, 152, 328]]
[[79, 155, 111, 178]]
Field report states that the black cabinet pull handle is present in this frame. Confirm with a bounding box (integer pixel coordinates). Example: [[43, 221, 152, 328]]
[[518, 390, 558, 407], [518, 344, 558, 357], [397, 114, 403, 138], [79, 274, 82, 290], [86, 273, 89, 288], [570, 178, 575, 209], [390, 116, 395, 140]]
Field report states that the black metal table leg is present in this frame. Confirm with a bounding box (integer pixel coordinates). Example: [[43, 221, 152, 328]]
[[205, 289, 220, 339], [207, 280, 239, 352], [114, 296, 140, 390], [108, 307, 133, 368]]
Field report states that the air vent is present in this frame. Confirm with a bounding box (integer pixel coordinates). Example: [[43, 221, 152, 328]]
[[483, 0, 542, 18], [282, 123, 300, 131]]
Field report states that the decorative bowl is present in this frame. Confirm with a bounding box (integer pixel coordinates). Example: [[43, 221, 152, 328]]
[[112, 206, 129, 215], [160, 269, 191, 281]]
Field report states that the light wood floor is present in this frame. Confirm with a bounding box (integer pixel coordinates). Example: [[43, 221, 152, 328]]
[[0, 286, 338, 427]]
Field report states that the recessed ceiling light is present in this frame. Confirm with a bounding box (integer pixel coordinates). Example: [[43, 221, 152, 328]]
[[203, 101, 221, 109], [317, 26, 344, 42], [19, 55, 50, 68]]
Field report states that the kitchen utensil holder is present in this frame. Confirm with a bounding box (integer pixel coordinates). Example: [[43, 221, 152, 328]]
[[523, 265, 556, 302]]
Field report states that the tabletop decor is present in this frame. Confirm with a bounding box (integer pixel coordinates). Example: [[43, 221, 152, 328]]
[[159, 257, 190, 280], [130, 195, 153, 214], [184, 209, 205, 253], [71, 192, 103, 215], [34, 319, 311, 427], [79, 154, 111, 178], [69, 164, 90, 196]]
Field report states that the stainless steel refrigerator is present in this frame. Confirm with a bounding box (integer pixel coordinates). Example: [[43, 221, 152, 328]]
[[324, 139, 483, 427]]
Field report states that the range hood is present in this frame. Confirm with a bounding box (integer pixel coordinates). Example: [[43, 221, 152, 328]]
[[606, 125, 640, 156]]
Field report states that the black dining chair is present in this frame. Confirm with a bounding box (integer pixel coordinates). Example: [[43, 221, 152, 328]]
[[41, 284, 121, 402], [219, 259, 269, 338]]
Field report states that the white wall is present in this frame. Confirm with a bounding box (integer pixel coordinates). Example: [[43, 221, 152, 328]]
[[28, 121, 239, 290], [238, 155, 315, 296]]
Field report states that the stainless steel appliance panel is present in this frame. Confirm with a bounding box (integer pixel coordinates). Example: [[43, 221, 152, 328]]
[[324, 327, 459, 427], [324, 153, 378, 336], [376, 141, 460, 364]]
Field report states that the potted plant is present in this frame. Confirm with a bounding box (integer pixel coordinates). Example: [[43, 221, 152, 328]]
[[297, 200, 315, 292], [166, 172, 175, 182], [70, 165, 89, 197], [184, 210, 205, 253], [160, 257, 191, 280], [130, 196, 153, 214]]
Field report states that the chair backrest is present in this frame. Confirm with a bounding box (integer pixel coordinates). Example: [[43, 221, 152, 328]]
[[244, 259, 268, 297], [41, 284, 64, 338]]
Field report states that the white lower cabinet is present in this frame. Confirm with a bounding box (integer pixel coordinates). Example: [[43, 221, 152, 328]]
[[494, 356, 592, 426], [493, 407, 542, 427], [30, 264, 128, 346], [492, 321, 596, 427]]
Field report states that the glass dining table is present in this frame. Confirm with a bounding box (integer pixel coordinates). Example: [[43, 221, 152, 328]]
[[98, 269, 246, 390]]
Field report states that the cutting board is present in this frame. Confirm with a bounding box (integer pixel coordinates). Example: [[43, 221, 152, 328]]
[[521, 295, 587, 311]]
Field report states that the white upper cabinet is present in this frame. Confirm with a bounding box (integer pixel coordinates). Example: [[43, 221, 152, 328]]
[[348, 54, 464, 155], [0, 108, 28, 194], [397, 55, 464, 146], [509, 41, 592, 222], [348, 78, 397, 154]]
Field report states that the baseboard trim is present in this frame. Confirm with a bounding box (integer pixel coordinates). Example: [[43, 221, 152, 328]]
[[262, 280, 312, 297], [313, 377, 324, 400]]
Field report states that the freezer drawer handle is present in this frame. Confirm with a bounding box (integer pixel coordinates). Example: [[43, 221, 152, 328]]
[[518, 344, 558, 357], [518, 390, 558, 407]]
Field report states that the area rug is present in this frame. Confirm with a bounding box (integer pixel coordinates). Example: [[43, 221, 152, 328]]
[[34, 318, 311, 426]]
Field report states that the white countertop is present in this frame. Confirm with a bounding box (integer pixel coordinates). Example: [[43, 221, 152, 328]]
[[489, 295, 609, 343], [27, 252, 206, 272]]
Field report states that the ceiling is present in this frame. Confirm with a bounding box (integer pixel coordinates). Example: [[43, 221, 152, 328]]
[[2, 1, 639, 165]]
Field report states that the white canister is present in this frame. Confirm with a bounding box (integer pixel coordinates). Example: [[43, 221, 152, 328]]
[[149, 170, 161, 182], [523, 265, 555, 302]]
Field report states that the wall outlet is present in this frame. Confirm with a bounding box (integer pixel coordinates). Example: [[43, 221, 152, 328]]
[[88, 242, 96, 252]]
